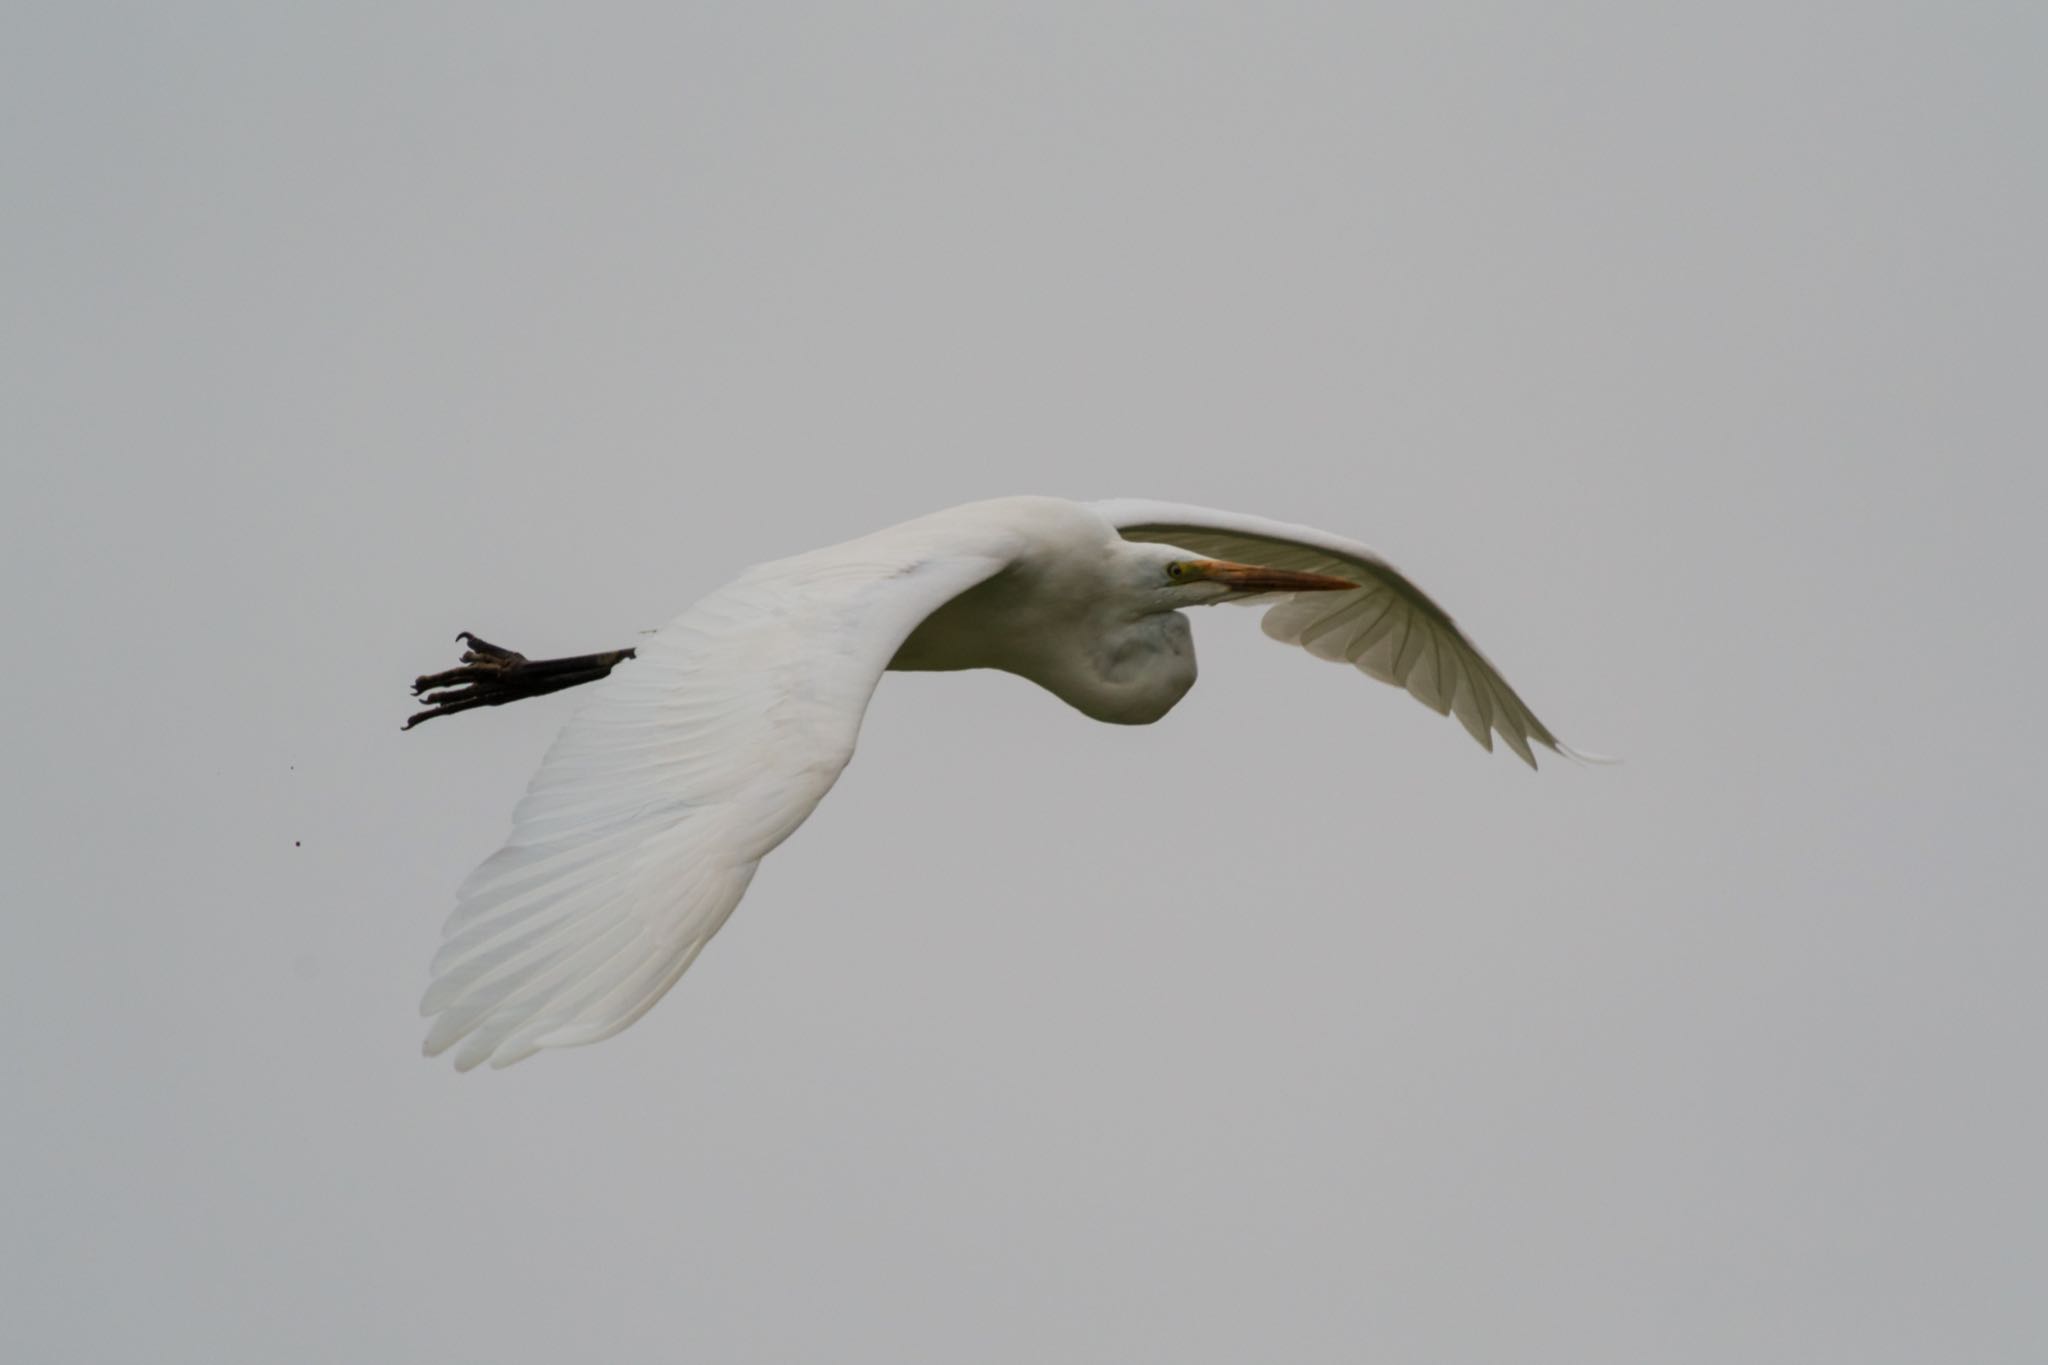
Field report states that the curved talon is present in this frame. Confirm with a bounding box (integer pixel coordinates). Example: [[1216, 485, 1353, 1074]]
[[454, 632, 526, 664]]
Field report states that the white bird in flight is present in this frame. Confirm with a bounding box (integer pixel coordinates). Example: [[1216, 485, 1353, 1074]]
[[408, 496, 1595, 1070]]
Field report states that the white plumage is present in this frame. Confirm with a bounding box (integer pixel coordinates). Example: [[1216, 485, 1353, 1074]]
[[1098, 499, 1571, 765], [421, 496, 1592, 1069]]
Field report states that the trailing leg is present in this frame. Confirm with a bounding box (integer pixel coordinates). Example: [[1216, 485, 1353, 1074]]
[[405, 632, 636, 729]]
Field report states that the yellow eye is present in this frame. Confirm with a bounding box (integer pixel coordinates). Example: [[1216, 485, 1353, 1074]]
[[1166, 562, 1185, 580]]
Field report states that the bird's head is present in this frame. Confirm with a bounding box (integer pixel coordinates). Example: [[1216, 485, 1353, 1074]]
[[1126, 541, 1359, 608]]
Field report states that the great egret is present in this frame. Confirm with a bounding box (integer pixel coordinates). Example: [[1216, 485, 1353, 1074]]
[[410, 496, 1593, 1069]]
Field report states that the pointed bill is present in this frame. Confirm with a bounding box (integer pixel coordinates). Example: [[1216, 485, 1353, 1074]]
[[1186, 559, 1359, 593]]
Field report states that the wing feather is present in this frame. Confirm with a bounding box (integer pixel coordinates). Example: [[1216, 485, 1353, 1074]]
[[422, 531, 1013, 1069], [1094, 498, 1585, 768]]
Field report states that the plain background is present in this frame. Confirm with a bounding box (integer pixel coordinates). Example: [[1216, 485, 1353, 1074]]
[[6, 3, 2043, 1361]]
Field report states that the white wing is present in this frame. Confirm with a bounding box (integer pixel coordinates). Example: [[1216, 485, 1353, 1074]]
[[422, 528, 1015, 1070], [1093, 498, 1585, 768]]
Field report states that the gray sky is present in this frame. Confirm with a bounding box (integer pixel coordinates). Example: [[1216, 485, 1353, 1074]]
[[6, 3, 2044, 1361]]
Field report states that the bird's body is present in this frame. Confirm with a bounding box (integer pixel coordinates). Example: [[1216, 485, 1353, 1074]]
[[415, 495, 1592, 1070], [887, 497, 1199, 723]]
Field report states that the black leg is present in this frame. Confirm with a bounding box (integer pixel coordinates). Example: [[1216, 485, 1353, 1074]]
[[404, 631, 638, 729]]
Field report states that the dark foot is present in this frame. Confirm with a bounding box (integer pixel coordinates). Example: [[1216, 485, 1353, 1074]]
[[405, 632, 637, 729]]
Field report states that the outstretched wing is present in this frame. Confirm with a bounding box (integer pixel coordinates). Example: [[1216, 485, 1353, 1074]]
[[1093, 498, 1584, 768], [422, 534, 1013, 1070]]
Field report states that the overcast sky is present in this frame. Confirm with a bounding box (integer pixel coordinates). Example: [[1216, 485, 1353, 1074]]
[[6, 3, 2045, 1361]]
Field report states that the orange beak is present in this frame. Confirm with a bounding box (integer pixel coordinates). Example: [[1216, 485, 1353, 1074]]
[[1186, 559, 1359, 592]]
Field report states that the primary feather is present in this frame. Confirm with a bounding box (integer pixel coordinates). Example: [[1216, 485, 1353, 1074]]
[[1093, 499, 1579, 767]]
